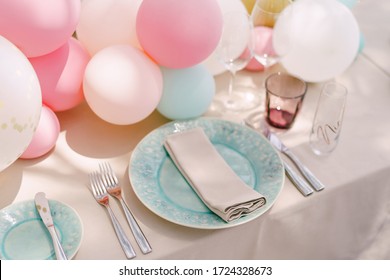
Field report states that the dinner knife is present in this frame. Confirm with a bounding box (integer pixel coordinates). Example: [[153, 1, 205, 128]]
[[244, 120, 314, 196], [34, 192, 68, 260], [267, 131, 325, 192], [282, 160, 314, 196]]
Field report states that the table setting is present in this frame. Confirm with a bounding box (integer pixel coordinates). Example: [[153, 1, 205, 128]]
[[1, 0, 390, 262]]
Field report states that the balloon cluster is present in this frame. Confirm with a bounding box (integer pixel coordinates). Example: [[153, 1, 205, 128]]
[[78, 0, 223, 122], [0, 0, 362, 169], [0, 0, 225, 168], [0, 0, 85, 169]]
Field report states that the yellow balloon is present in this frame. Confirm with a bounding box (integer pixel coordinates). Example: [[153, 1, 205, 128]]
[[241, 0, 257, 13], [251, 0, 291, 27]]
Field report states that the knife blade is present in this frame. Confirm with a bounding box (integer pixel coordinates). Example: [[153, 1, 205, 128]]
[[267, 131, 325, 192], [243, 118, 314, 196], [34, 192, 68, 260]]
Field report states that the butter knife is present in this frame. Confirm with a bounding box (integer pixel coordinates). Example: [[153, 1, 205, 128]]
[[34, 192, 68, 260], [267, 131, 325, 192], [244, 120, 314, 196]]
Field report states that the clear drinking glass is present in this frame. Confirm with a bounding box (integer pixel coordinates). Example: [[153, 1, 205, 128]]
[[213, 11, 259, 112], [250, 0, 292, 68], [309, 82, 348, 155]]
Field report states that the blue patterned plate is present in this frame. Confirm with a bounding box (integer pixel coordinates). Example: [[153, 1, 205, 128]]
[[129, 118, 284, 229], [0, 200, 83, 259]]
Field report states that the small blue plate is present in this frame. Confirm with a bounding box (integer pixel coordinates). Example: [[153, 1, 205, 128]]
[[129, 118, 285, 229], [0, 200, 83, 260]]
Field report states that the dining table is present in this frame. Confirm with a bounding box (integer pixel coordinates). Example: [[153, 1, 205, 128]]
[[1, 0, 390, 261]]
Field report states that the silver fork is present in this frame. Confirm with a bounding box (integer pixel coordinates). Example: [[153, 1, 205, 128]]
[[89, 171, 136, 259], [99, 162, 152, 254]]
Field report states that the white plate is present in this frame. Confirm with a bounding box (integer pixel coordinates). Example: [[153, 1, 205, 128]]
[[129, 118, 284, 229], [0, 200, 83, 260]]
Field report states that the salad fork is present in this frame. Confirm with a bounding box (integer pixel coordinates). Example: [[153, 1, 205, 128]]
[[89, 171, 136, 259], [99, 162, 152, 254]]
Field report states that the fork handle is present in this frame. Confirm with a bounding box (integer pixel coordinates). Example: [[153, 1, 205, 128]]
[[120, 199, 152, 254], [105, 205, 136, 259]]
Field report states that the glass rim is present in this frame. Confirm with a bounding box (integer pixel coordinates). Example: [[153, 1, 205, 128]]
[[322, 82, 348, 98], [252, 0, 293, 16], [265, 72, 307, 99]]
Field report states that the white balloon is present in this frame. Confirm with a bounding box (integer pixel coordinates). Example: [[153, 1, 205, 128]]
[[83, 45, 163, 125], [76, 0, 142, 55], [203, 0, 248, 76], [0, 36, 42, 171], [274, 0, 360, 82]]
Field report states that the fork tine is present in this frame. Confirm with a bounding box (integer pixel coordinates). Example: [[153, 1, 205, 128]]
[[99, 162, 108, 173], [99, 162, 110, 175], [90, 171, 107, 196], [98, 163, 109, 187], [96, 172, 107, 195], [99, 162, 118, 186], [99, 162, 111, 187], [89, 173, 98, 196], [91, 172, 100, 194]]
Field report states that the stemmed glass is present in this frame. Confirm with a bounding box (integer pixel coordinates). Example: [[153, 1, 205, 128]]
[[213, 11, 259, 113], [250, 0, 292, 68]]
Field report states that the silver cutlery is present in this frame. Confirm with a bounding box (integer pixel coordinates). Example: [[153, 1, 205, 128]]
[[34, 192, 68, 260], [89, 172, 136, 259], [99, 162, 152, 254], [244, 119, 314, 197], [266, 130, 325, 191], [281, 160, 314, 196]]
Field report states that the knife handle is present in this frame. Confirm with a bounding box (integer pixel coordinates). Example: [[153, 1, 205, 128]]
[[283, 161, 314, 197], [284, 150, 325, 191], [48, 226, 68, 260]]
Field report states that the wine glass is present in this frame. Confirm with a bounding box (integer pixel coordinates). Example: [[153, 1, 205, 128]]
[[213, 11, 259, 113], [250, 0, 292, 68]]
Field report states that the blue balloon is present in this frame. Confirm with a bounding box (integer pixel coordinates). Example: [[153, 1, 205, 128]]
[[358, 32, 365, 53], [338, 0, 358, 9], [157, 65, 215, 120], [338, 0, 363, 55]]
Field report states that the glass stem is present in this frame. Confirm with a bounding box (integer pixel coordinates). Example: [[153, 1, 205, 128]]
[[228, 70, 237, 98]]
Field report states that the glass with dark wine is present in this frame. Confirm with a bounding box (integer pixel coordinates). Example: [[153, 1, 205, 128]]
[[265, 72, 307, 129]]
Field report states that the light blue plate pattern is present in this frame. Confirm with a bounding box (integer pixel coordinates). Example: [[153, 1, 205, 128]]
[[0, 200, 83, 260], [129, 118, 285, 229]]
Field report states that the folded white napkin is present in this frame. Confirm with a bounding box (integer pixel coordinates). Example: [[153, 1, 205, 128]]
[[163, 127, 266, 222]]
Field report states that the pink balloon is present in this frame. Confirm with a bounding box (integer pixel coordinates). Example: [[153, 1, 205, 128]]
[[83, 45, 163, 125], [0, 0, 80, 57], [20, 106, 60, 159], [136, 0, 223, 69], [246, 57, 265, 72], [245, 26, 274, 71], [29, 38, 90, 112]]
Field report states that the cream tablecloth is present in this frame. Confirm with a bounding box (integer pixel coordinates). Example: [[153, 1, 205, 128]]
[[1, 0, 390, 260]]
